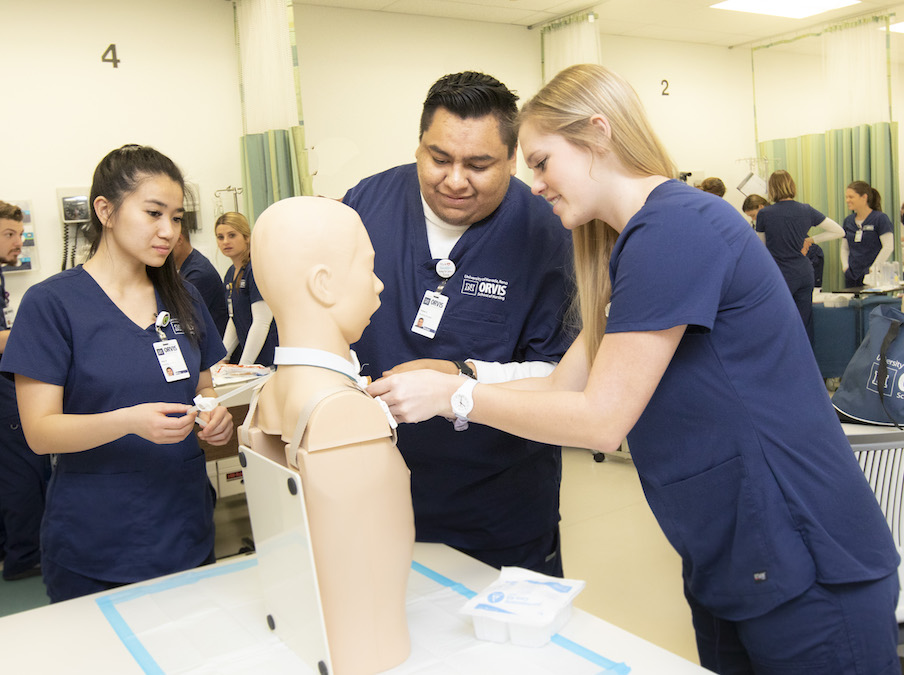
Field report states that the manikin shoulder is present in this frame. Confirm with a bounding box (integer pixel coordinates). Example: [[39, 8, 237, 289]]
[[305, 388, 394, 452]]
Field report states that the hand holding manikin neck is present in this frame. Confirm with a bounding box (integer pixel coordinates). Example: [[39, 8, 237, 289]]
[[250, 197, 384, 442]]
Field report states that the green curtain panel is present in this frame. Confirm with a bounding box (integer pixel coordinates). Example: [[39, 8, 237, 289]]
[[239, 126, 314, 224], [759, 122, 900, 291]]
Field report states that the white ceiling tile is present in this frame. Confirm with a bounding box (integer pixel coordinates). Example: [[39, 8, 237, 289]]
[[292, 0, 904, 47]]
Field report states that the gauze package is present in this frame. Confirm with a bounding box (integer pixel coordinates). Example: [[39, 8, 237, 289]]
[[460, 567, 585, 647]]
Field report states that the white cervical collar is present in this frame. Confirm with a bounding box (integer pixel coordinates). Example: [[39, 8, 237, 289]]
[[273, 347, 367, 387]]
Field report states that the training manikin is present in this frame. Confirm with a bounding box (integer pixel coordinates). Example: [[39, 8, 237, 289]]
[[242, 197, 414, 675]]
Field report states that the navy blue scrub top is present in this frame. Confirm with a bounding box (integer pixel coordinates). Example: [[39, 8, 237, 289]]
[[180, 248, 228, 336], [608, 181, 898, 621], [0, 268, 17, 418], [843, 209, 893, 284], [224, 260, 277, 366], [344, 163, 574, 551], [0, 267, 227, 582]]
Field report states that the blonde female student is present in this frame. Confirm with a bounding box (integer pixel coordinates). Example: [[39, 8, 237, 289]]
[[215, 212, 278, 366], [368, 65, 900, 674], [1, 145, 233, 602]]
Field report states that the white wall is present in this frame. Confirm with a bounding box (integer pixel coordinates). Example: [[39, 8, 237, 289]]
[[0, 0, 243, 303], [3, 1, 900, 313], [597, 35, 757, 213], [293, 7, 759, 213], [293, 4, 543, 199]]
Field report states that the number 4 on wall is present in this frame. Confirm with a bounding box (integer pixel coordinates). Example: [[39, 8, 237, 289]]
[[102, 44, 120, 68]]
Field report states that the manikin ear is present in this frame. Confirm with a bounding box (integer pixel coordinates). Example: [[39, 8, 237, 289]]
[[308, 264, 336, 307], [94, 195, 113, 228]]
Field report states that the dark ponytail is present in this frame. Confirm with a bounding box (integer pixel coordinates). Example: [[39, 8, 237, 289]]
[[88, 144, 199, 343], [869, 187, 882, 211], [847, 180, 882, 213]]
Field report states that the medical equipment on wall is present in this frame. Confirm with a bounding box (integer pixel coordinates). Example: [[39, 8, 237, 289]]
[[678, 169, 705, 185], [57, 187, 91, 271], [736, 172, 769, 197], [214, 186, 243, 217], [735, 157, 776, 197]]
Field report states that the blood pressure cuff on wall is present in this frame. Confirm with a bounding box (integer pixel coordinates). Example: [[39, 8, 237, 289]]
[[833, 304, 904, 427]]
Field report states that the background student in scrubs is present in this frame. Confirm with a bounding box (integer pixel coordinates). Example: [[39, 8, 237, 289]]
[[0, 200, 49, 581], [173, 216, 228, 336], [755, 170, 842, 344], [216, 212, 277, 366], [370, 64, 900, 674], [2, 145, 233, 602], [841, 180, 894, 287]]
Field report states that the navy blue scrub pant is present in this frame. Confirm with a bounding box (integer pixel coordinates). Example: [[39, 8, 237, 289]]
[[781, 263, 816, 347], [0, 415, 50, 579], [686, 572, 900, 674], [44, 547, 217, 603], [454, 526, 563, 578]]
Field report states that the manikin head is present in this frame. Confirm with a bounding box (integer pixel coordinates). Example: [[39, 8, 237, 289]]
[[252, 197, 383, 354]]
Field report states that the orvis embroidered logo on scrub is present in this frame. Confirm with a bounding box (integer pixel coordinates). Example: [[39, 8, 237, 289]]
[[461, 274, 508, 301]]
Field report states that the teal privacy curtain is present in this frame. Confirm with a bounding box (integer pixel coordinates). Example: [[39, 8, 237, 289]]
[[759, 122, 899, 291], [234, 0, 313, 223], [240, 126, 313, 224]]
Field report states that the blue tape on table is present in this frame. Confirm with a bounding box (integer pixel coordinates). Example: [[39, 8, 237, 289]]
[[96, 557, 258, 675], [98, 557, 630, 674], [411, 560, 631, 674]]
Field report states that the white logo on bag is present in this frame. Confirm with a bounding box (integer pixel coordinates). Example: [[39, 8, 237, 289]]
[[868, 360, 901, 398]]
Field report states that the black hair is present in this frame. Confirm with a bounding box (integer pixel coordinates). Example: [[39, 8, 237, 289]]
[[88, 144, 199, 343], [419, 71, 519, 157]]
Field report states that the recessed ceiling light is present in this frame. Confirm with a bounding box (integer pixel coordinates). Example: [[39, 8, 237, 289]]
[[885, 21, 904, 33], [710, 0, 860, 20]]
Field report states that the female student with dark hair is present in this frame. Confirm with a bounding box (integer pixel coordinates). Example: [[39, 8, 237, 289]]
[[1, 144, 233, 602], [370, 65, 900, 674], [842, 180, 894, 287]]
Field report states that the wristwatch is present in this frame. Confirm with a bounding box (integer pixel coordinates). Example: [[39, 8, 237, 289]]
[[453, 359, 476, 379], [451, 377, 478, 425]]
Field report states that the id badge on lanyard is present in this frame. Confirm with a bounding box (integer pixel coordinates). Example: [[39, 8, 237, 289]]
[[412, 258, 455, 339], [153, 311, 190, 382]]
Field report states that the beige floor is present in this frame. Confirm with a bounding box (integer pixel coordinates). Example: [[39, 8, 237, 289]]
[[214, 445, 701, 666], [560, 447, 699, 665]]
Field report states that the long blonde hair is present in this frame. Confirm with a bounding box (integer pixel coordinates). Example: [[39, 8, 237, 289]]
[[215, 212, 251, 262], [518, 64, 676, 363]]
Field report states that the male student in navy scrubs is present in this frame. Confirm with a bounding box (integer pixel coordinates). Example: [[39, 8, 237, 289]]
[[344, 72, 574, 575], [0, 200, 49, 581]]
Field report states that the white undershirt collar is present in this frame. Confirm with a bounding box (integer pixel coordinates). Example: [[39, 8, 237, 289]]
[[273, 347, 366, 387], [421, 194, 469, 259]]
